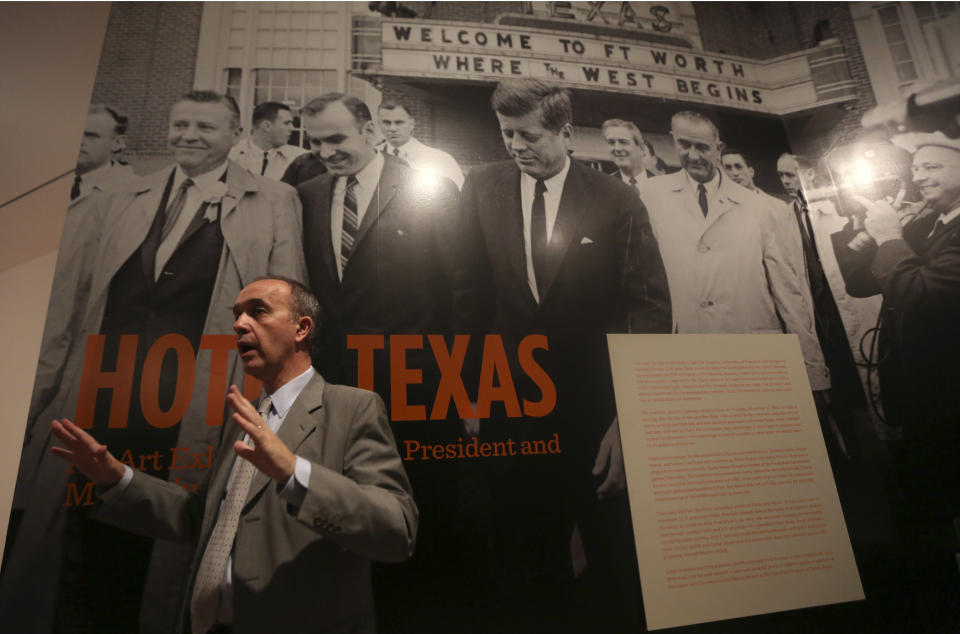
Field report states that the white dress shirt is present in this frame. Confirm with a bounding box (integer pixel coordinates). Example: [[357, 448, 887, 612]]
[[388, 136, 464, 189], [683, 169, 721, 217], [228, 136, 307, 180], [931, 205, 960, 236], [331, 152, 383, 280], [155, 162, 228, 279], [519, 156, 571, 303], [617, 169, 648, 196]]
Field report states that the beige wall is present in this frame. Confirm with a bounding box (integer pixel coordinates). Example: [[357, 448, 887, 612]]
[[0, 2, 110, 560]]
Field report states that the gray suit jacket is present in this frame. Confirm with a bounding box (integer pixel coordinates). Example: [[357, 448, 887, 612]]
[[93, 373, 418, 634]]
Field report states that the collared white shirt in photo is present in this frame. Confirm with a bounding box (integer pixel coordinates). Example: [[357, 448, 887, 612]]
[[75, 161, 114, 199], [683, 168, 721, 219], [618, 169, 647, 197], [330, 151, 384, 280], [228, 136, 307, 180], [155, 161, 228, 278], [520, 156, 571, 303], [931, 205, 960, 237]]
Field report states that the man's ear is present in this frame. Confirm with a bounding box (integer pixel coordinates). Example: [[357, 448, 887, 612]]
[[111, 134, 126, 154], [361, 120, 377, 144], [295, 316, 313, 345]]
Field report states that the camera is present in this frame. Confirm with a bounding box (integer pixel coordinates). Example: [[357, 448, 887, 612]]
[[823, 141, 917, 218]]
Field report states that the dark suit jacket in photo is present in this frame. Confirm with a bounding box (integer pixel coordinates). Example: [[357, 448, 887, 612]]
[[93, 373, 417, 634], [298, 155, 459, 409], [454, 159, 671, 455], [281, 152, 328, 188], [832, 207, 960, 438]]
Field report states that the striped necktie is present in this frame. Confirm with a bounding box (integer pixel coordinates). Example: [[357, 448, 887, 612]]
[[341, 175, 359, 273], [160, 178, 193, 242]]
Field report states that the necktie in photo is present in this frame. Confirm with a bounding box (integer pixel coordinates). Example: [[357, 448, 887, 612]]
[[70, 173, 82, 201], [795, 199, 811, 240], [795, 198, 822, 262], [160, 178, 193, 243], [191, 396, 273, 634], [393, 147, 401, 158], [698, 183, 708, 217], [340, 175, 359, 273], [531, 179, 547, 296], [260, 150, 269, 175], [628, 176, 638, 187]]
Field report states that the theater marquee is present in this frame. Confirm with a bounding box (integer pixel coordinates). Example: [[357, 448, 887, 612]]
[[360, 18, 858, 114]]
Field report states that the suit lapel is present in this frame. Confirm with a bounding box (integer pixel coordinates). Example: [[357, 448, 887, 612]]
[[219, 162, 259, 284], [245, 375, 325, 506], [91, 168, 172, 308], [705, 177, 740, 233], [307, 175, 339, 287], [923, 212, 960, 253], [353, 157, 401, 253], [539, 161, 589, 303], [664, 173, 703, 232], [495, 164, 537, 308], [178, 169, 231, 250]]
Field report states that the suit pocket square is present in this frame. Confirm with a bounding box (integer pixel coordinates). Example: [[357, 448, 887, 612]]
[[580, 237, 594, 244]]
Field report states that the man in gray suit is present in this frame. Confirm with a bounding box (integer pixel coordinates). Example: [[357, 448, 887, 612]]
[[47, 277, 417, 634]]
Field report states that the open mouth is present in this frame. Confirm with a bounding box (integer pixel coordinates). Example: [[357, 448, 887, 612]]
[[237, 341, 258, 357]]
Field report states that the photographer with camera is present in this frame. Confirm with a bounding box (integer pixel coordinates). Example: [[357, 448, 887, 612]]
[[833, 132, 960, 629]]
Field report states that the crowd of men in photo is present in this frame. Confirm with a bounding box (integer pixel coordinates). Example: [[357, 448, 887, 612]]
[[1, 77, 958, 633]]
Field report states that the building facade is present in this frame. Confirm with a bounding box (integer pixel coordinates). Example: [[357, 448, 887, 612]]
[[89, 2, 886, 186]]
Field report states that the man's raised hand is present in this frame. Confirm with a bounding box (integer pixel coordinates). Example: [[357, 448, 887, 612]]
[[227, 385, 297, 483], [50, 418, 125, 486]]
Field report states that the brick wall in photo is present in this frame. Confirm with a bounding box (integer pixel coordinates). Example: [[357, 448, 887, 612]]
[[90, 2, 204, 160]]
